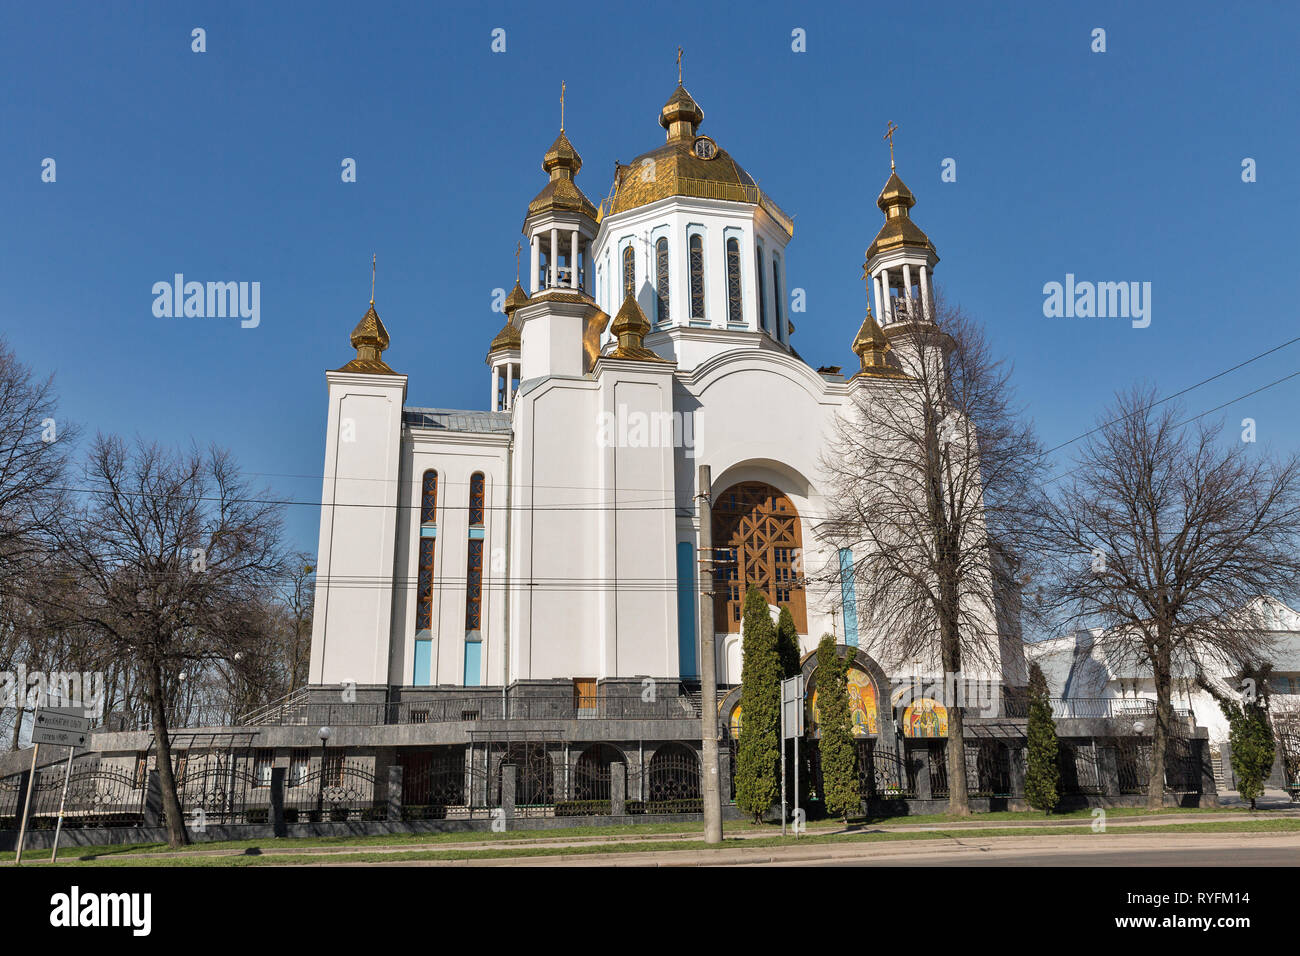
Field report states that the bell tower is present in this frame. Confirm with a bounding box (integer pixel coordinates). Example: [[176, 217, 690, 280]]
[[863, 124, 939, 328]]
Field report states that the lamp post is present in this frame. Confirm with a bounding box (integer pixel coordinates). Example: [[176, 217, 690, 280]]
[[316, 726, 332, 820]]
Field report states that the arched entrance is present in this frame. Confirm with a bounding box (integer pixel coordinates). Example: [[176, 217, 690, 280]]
[[711, 481, 807, 632], [646, 743, 702, 810]]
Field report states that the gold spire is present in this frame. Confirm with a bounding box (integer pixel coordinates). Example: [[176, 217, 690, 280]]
[[337, 280, 396, 374], [851, 304, 905, 379], [561, 80, 566, 132], [660, 83, 704, 141], [370, 253, 376, 305], [864, 167, 935, 262], [677, 46, 683, 85], [607, 292, 666, 361]]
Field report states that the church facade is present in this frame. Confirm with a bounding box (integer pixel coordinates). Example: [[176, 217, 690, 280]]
[[309, 81, 1021, 702]]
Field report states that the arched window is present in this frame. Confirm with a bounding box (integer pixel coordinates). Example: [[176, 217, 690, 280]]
[[726, 238, 743, 325], [711, 481, 807, 632], [689, 234, 705, 320], [756, 246, 768, 331], [655, 237, 670, 324], [771, 255, 783, 340], [622, 245, 635, 300]]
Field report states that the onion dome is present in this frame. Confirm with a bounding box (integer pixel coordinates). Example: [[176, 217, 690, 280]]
[[604, 85, 793, 236], [487, 282, 527, 356], [527, 131, 599, 220], [336, 300, 396, 374], [865, 170, 935, 260], [608, 292, 666, 361], [660, 84, 704, 140], [850, 305, 905, 379]]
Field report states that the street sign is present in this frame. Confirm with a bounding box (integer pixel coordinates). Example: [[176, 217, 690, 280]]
[[781, 674, 805, 740], [32, 707, 90, 747]]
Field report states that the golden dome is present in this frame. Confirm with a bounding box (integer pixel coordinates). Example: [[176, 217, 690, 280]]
[[527, 131, 598, 220], [607, 292, 666, 361], [851, 306, 905, 379], [336, 301, 397, 374], [503, 281, 528, 315], [660, 84, 704, 138], [604, 86, 792, 234], [865, 169, 935, 261]]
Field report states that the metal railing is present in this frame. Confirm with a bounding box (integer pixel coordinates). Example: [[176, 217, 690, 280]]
[[244, 694, 702, 727], [999, 698, 1192, 720]]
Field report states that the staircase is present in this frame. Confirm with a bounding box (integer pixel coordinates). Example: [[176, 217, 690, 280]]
[[239, 687, 309, 727], [681, 682, 703, 719]]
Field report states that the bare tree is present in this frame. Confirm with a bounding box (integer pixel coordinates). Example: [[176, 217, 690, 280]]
[[47, 435, 284, 847], [820, 295, 1043, 814], [1036, 387, 1300, 808]]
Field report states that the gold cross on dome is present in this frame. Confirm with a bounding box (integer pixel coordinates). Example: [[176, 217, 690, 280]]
[[560, 81, 566, 132], [883, 121, 899, 170], [677, 46, 683, 84], [514, 241, 521, 282], [370, 253, 376, 305]]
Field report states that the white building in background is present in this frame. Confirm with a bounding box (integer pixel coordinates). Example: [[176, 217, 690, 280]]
[[307, 81, 1024, 696], [1026, 597, 1300, 746]]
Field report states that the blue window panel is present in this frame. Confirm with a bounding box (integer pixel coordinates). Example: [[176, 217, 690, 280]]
[[676, 542, 698, 678], [420, 525, 437, 538], [413, 638, 432, 686], [468, 526, 485, 541], [463, 639, 482, 687], [838, 548, 859, 647]]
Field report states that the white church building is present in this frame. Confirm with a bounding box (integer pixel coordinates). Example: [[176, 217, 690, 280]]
[[307, 80, 1021, 701]]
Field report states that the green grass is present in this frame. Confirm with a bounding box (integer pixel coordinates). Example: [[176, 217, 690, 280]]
[[9, 816, 1299, 867], [2, 802, 1281, 863]]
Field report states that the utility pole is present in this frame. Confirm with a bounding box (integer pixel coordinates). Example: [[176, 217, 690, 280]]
[[697, 464, 723, 844]]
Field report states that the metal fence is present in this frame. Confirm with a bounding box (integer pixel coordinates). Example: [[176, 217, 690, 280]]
[[0, 762, 147, 830], [252, 694, 702, 728]]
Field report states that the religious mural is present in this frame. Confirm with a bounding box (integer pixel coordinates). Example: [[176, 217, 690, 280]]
[[810, 666, 879, 737], [902, 698, 949, 738]]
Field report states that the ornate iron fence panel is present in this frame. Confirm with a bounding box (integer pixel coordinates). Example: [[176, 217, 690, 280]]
[[1279, 734, 1300, 795], [966, 741, 1013, 797], [5, 763, 146, 829], [928, 743, 950, 798], [400, 747, 487, 820], [1058, 741, 1103, 795], [175, 758, 265, 825], [284, 758, 381, 822], [639, 743, 702, 813], [1164, 737, 1202, 793], [1115, 738, 1150, 794], [855, 741, 915, 799], [490, 743, 555, 817]]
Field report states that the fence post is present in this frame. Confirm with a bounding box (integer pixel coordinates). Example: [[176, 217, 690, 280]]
[[610, 762, 626, 816], [269, 766, 286, 836], [1198, 740, 1219, 805], [913, 747, 932, 800], [143, 769, 163, 828], [1008, 743, 1026, 798], [501, 763, 516, 825], [387, 764, 403, 822]]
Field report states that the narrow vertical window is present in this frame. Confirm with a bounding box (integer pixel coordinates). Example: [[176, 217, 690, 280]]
[[468, 472, 485, 527], [415, 470, 437, 683], [689, 234, 705, 320], [464, 472, 486, 686], [756, 246, 768, 331], [726, 238, 743, 325], [622, 245, 635, 300], [771, 255, 783, 340], [655, 237, 670, 324], [420, 470, 438, 524]]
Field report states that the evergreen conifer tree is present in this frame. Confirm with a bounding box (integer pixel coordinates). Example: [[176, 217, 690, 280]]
[[816, 635, 861, 822], [1024, 662, 1060, 814], [735, 588, 781, 823]]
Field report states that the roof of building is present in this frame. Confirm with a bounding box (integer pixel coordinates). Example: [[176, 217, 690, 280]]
[[402, 407, 512, 434]]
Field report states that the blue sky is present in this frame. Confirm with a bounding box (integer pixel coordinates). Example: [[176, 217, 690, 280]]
[[2, 1, 1297, 554]]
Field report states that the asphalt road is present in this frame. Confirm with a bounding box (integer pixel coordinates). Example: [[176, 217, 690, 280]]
[[773, 845, 1300, 866]]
